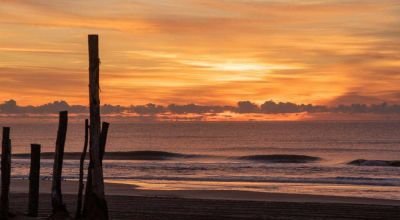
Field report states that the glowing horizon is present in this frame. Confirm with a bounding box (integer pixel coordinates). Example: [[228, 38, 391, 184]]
[[0, 0, 399, 107]]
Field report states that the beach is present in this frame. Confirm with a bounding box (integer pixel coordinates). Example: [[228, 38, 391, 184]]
[[8, 179, 400, 219]]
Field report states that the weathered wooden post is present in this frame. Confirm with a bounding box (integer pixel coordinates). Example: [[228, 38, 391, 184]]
[[99, 122, 110, 162], [83, 121, 109, 216], [1, 127, 11, 219], [75, 119, 89, 219], [84, 34, 108, 219], [28, 144, 41, 217], [50, 111, 69, 218]]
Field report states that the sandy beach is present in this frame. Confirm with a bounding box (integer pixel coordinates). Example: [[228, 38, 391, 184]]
[[7, 179, 400, 219]]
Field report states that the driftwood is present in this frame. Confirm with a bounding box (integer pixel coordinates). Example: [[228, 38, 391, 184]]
[[83, 34, 108, 220], [75, 119, 89, 219], [28, 144, 41, 217], [50, 111, 70, 219], [1, 127, 11, 219]]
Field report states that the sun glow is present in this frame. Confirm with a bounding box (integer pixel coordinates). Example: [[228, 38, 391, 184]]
[[210, 62, 268, 72], [0, 0, 399, 107], [182, 60, 301, 72]]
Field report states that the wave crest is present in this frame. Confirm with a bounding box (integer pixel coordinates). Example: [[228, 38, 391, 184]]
[[14, 151, 199, 161], [348, 159, 400, 167], [104, 151, 192, 160], [238, 154, 320, 163]]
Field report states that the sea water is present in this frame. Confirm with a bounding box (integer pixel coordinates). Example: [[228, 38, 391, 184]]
[[3, 120, 400, 200]]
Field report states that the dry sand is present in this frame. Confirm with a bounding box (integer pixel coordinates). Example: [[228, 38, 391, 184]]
[[7, 179, 400, 219]]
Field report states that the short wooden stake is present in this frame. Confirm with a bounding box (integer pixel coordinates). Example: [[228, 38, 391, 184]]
[[75, 119, 89, 219], [1, 127, 11, 219], [50, 111, 69, 218], [28, 144, 41, 217], [99, 122, 110, 162], [83, 121, 110, 216]]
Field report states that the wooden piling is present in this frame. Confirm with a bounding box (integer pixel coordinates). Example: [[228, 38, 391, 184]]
[[1, 127, 11, 219], [28, 144, 41, 217], [99, 122, 110, 162], [85, 34, 108, 219], [75, 119, 89, 219], [51, 111, 69, 218], [83, 121, 110, 216]]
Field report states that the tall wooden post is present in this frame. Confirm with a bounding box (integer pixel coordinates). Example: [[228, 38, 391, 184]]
[[1, 127, 11, 219], [28, 144, 41, 217], [75, 119, 89, 219], [51, 111, 69, 218], [86, 34, 108, 219]]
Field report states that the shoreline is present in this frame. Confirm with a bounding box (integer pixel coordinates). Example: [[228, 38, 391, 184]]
[[9, 179, 400, 206]]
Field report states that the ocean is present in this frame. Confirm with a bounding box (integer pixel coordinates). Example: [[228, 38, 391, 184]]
[[3, 120, 400, 200]]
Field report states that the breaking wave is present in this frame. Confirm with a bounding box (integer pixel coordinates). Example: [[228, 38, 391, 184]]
[[238, 154, 321, 163], [348, 159, 400, 167], [14, 151, 202, 161]]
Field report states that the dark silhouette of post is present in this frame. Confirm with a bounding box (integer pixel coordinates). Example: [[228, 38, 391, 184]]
[[1, 127, 11, 219], [99, 122, 110, 162], [28, 144, 41, 217], [75, 119, 89, 219], [83, 121, 109, 216], [85, 34, 108, 219], [51, 111, 69, 218]]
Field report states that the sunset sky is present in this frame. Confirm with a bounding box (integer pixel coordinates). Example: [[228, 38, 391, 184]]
[[1, 0, 400, 106]]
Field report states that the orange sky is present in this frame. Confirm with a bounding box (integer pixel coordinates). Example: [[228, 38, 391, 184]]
[[0, 0, 400, 106]]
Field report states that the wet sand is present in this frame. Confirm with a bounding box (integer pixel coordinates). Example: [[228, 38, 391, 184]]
[[8, 179, 400, 219]]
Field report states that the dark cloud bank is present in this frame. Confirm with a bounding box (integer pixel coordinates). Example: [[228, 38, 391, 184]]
[[1, 99, 400, 115]]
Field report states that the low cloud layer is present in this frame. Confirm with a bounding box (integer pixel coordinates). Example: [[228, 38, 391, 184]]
[[1, 99, 400, 115]]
